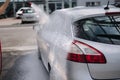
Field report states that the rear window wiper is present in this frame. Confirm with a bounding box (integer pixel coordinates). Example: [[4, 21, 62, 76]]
[[96, 34, 120, 40]]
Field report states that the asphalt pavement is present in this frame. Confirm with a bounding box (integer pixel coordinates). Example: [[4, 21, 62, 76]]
[[0, 18, 49, 80], [0, 17, 36, 28], [0, 18, 21, 27], [0, 18, 37, 52], [2, 50, 49, 80]]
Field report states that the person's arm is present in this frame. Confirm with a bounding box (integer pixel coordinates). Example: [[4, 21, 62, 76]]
[[0, 0, 10, 15]]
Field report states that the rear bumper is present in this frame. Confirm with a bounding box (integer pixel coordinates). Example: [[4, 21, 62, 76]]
[[67, 61, 93, 80], [22, 18, 38, 22]]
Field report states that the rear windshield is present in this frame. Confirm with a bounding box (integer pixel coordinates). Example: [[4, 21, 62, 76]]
[[23, 9, 35, 13], [74, 16, 120, 45]]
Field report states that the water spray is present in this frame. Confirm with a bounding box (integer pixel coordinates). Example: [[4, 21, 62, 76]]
[[31, 3, 49, 25]]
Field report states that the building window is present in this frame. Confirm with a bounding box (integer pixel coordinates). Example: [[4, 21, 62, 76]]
[[56, 3, 62, 9], [72, 1, 77, 7], [86, 2, 101, 7]]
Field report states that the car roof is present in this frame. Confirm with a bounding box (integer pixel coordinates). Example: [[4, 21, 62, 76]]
[[52, 6, 120, 21]]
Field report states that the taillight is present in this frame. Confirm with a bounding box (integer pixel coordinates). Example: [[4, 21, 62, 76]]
[[67, 40, 106, 63]]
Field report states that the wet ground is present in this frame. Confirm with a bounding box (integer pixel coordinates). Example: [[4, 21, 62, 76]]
[[0, 18, 49, 80], [1, 50, 49, 80]]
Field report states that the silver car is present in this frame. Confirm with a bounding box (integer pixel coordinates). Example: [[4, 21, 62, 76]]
[[36, 6, 120, 80], [21, 8, 39, 24], [16, 7, 31, 18]]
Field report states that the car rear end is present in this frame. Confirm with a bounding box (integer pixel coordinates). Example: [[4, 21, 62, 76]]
[[22, 13, 39, 22], [16, 7, 31, 18], [66, 7, 120, 80], [21, 8, 39, 23]]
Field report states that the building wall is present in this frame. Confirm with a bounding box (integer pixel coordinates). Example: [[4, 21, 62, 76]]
[[115, 0, 120, 2], [77, 0, 115, 6]]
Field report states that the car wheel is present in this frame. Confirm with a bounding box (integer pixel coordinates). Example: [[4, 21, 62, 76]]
[[38, 47, 42, 60], [21, 21, 25, 24]]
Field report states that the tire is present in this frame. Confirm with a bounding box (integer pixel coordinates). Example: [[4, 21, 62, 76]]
[[48, 63, 51, 72], [21, 21, 25, 24], [38, 47, 41, 60]]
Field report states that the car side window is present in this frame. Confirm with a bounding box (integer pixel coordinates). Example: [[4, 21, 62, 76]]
[[20, 9, 24, 11], [74, 19, 94, 40]]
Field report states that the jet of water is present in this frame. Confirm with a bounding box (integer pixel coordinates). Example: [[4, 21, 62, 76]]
[[31, 3, 49, 24]]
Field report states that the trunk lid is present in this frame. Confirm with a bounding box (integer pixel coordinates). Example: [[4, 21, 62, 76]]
[[77, 39, 120, 79], [88, 43, 120, 79]]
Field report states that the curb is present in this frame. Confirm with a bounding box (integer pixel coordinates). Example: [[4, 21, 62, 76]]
[[2, 46, 37, 52], [0, 24, 35, 28]]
